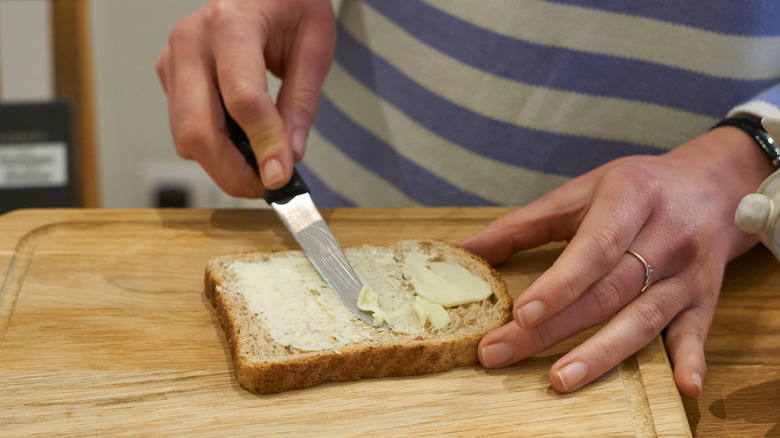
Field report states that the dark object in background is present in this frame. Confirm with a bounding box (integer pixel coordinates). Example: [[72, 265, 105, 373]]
[[0, 102, 78, 214], [155, 185, 190, 208]]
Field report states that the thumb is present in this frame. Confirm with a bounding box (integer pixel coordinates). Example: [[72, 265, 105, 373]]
[[459, 202, 574, 266], [459, 212, 547, 266], [460, 171, 602, 264]]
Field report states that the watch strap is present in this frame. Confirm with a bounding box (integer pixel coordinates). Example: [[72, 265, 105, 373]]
[[711, 117, 780, 167]]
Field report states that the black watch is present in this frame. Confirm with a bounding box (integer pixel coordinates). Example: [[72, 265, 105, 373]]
[[711, 117, 780, 167]]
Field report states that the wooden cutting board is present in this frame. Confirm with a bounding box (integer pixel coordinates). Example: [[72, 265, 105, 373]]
[[0, 208, 690, 436]]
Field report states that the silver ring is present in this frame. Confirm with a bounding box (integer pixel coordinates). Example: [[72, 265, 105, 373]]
[[627, 250, 653, 293]]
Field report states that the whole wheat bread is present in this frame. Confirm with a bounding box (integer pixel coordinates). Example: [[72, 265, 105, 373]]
[[205, 239, 512, 394]]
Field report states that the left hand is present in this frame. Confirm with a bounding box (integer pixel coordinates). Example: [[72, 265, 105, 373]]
[[460, 126, 773, 398]]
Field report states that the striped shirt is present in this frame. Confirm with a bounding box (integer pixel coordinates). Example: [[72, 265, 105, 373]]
[[300, 0, 780, 207]]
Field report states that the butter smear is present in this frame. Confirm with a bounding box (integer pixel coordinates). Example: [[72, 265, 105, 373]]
[[229, 247, 493, 352]]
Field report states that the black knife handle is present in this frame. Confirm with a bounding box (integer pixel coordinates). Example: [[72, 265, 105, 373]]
[[263, 167, 309, 203], [222, 96, 260, 175], [220, 95, 309, 203]]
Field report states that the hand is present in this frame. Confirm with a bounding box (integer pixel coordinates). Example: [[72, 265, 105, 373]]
[[156, 0, 336, 195], [461, 126, 774, 398]]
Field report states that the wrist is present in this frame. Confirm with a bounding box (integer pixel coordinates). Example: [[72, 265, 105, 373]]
[[710, 117, 780, 168], [698, 126, 772, 257], [682, 123, 775, 183]]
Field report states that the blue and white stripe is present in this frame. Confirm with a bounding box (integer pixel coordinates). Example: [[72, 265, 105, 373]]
[[302, 0, 780, 207]]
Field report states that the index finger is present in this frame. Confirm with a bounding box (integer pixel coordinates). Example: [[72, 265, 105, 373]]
[[514, 166, 656, 327], [162, 11, 264, 198], [205, 1, 293, 189]]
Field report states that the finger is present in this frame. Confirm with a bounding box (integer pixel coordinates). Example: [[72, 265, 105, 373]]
[[166, 13, 264, 197], [274, 5, 335, 161], [480, 250, 651, 367], [459, 170, 605, 265], [459, 204, 573, 267], [664, 306, 712, 398], [206, 1, 293, 189], [171, 68, 265, 197], [549, 277, 685, 393], [478, 321, 528, 368], [156, 45, 171, 95], [511, 167, 656, 328]]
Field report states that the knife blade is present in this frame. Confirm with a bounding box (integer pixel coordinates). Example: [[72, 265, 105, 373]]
[[222, 103, 374, 326]]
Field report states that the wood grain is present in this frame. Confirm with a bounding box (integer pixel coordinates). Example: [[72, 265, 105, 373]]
[[683, 245, 780, 437], [52, 0, 100, 208], [0, 208, 691, 436]]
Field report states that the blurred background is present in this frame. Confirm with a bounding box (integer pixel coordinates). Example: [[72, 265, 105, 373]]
[[0, 0, 279, 211]]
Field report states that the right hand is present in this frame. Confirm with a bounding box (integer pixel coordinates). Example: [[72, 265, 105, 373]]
[[156, 0, 336, 196]]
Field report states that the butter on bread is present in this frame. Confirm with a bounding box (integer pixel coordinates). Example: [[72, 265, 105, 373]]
[[205, 239, 512, 394]]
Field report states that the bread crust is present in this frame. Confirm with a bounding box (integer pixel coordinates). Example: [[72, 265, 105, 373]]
[[205, 239, 512, 394]]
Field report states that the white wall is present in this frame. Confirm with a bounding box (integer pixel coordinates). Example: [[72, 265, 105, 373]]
[[2, 1, 288, 208], [0, 0, 53, 101], [90, 0, 232, 208]]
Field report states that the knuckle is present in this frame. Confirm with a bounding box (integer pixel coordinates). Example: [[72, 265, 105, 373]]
[[155, 55, 165, 80], [529, 324, 555, 352], [660, 215, 700, 263], [611, 162, 663, 194], [173, 144, 193, 160], [490, 215, 525, 253], [173, 120, 209, 158], [588, 224, 623, 262], [204, 0, 236, 31], [593, 341, 621, 368], [665, 326, 705, 350], [630, 167, 663, 197], [586, 274, 625, 317], [491, 214, 516, 235], [168, 18, 195, 48], [223, 86, 285, 154], [223, 83, 266, 121], [630, 299, 667, 339], [605, 162, 666, 208], [220, 178, 252, 198], [675, 224, 700, 252], [559, 270, 580, 304], [289, 87, 321, 122]]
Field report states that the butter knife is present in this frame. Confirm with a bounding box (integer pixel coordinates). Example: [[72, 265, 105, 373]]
[[222, 105, 374, 326]]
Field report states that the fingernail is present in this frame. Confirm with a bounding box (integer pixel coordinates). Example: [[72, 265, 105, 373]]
[[516, 300, 546, 327], [481, 342, 514, 368], [262, 158, 284, 188], [292, 128, 307, 158], [691, 372, 703, 394], [556, 361, 588, 391]]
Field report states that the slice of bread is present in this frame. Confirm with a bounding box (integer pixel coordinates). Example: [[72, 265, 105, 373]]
[[205, 239, 512, 394]]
